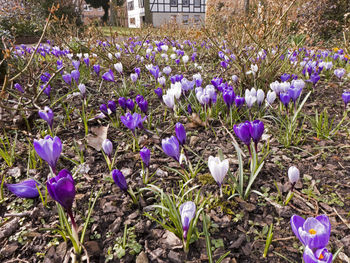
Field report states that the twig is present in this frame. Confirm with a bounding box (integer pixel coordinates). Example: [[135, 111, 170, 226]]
[[333, 207, 350, 230], [4, 211, 31, 217]]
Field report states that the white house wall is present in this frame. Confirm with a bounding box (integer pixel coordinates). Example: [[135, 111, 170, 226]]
[[150, 0, 206, 13], [152, 13, 205, 27], [127, 0, 145, 28]]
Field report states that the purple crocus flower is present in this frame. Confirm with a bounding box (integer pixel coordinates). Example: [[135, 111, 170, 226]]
[[83, 57, 89, 67], [130, 73, 138, 83], [235, 96, 245, 109], [233, 121, 252, 147], [41, 84, 51, 98], [211, 77, 223, 88], [281, 73, 290, 82], [102, 139, 113, 158], [187, 104, 192, 114], [334, 68, 346, 80], [38, 106, 54, 129], [71, 70, 80, 84], [102, 69, 115, 82], [6, 179, 40, 198], [137, 98, 148, 114], [14, 83, 24, 93], [33, 135, 62, 172], [154, 88, 163, 100], [62, 73, 72, 86], [288, 85, 303, 104], [149, 65, 160, 79], [126, 99, 135, 111], [249, 120, 264, 152], [179, 201, 196, 239], [47, 169, 75, 213], [223, 88, 235, 108], [120, 112, 145, 134], [279, 92, 291, 108], [342, 91, 350, 107], [175, 122, 186, 145], [72, 60, 80, 70], [308, 73, 320, 86], [140, 147, 151, 167], [40, 72, 51, 83], [118, 97, 127, 111], [135, 67, 141, 76], [108, 100, 117, 113], [112, 169, 128, 192], [303, 246, 332, 263], [162, 136, 180, 162], [100, 104, 109, 116], [93, 64, 100, 77], [290, 214, 331, 249]]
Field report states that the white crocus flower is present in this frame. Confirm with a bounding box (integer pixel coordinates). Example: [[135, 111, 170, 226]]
[[114, 63, 123, 74], [182, 55, 189, 64], [169, 82, 182, 99], [256, 89, 265, 106], [163, 93, 175, 110], [208, 156, 229, 196], [266, 90, 276, 106], [288, 166, 300, 184], [246, 64, 258, 76], [108, 53, 113, 60]]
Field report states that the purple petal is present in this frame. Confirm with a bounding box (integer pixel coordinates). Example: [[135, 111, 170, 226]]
[[6, 179, 39, 198]]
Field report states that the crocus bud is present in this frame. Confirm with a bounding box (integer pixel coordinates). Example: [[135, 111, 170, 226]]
[[14, 83, 24, 93], [266, 90, 276, 105], [233, 121, 252, 146], [71, 70, 80, 84], [99, 104, 109, 116], [175, 122, 186, 145], [93, 64, 100, 76], [140, 147, 151, 167], [102, 139, 113, 158], [154, 87, 163, 99], [334, 68, 346, 79], [102, 69, 115, 82], [78, 83, 86, 98], [130, 73, 138, 83], [249, 120, 264, 149], [187, 104, 192, 114], [38, 106, 54, 129], [114, 62, 123, 74], [208, 156, 229, 187], [235, 96, 245, 108], [162, 136, 180, 162], [118, 97, 127, 111], [62, 73, 72, 86], [126, 99, 135, 111], [34, 136, 62, 172], [231, 75, 238, 83], [108, 100, 117, 113], [112, 169, 128, 192], [163, 66, 172, 75], [256, 89, 265, 106], [47, 169, 75, 212], [179, 201, 196, 239], [280, 92, 291, 108], [342, 91, 350, 107], [6, 179, 40, 198], [288, 166, 300, 184]]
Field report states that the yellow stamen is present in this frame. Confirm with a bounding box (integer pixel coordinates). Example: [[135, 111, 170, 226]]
[[309, 228, 317, 235], [319, 253, 324, 260]]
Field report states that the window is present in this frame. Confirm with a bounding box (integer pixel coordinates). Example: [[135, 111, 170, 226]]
[[139, 0, 144, 8], [83, 4, 92, 11], [127, 1, 134, 10], [194, 0, 200, 7], [170, 0, 177, 7], [130, 18, 136, 25], [182, 0, 189, 7], [182, 15, 189, 25]]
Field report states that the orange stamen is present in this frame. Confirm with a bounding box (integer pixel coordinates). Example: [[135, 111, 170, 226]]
[[309, 229, 317, 235]]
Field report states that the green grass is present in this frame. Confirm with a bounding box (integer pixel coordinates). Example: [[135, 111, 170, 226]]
[[99, 26, 137, 37]]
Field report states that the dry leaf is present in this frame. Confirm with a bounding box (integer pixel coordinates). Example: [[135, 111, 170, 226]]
[[187, 113, 207, 128], [86, 125, 108, 151]]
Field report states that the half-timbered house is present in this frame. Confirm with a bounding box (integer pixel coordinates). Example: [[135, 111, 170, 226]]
[[127, 0, 206, 28]]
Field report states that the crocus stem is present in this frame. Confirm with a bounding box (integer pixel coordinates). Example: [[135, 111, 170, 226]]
[[254, 142, 258, 154], [68, 210, 80, 253], [247, 145, 252, 158], [219, 186, 223, 198]]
